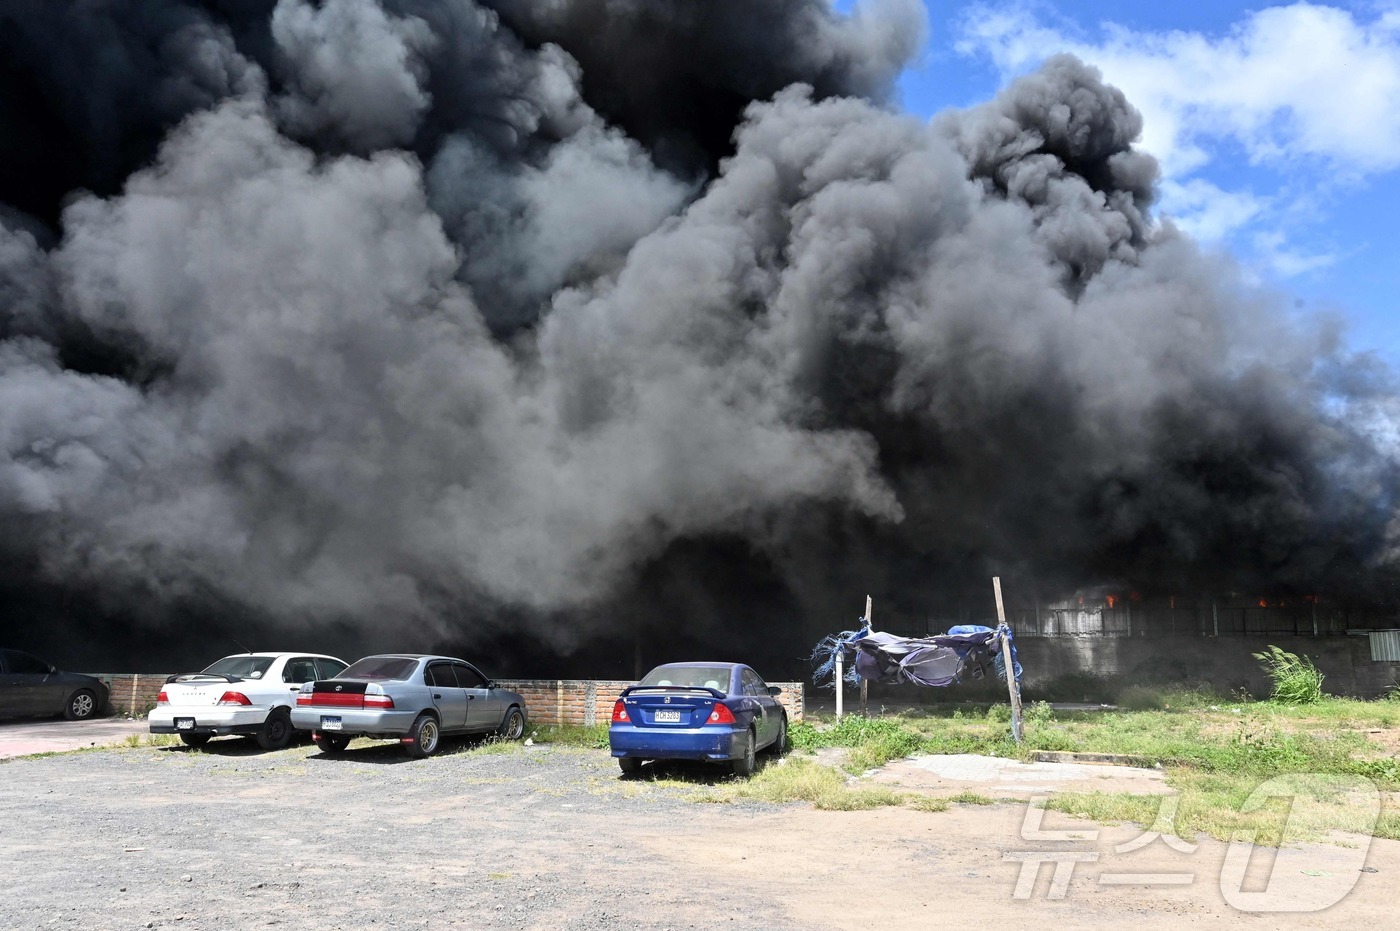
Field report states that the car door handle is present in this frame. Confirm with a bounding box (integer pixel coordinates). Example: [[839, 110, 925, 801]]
[[433, 693, 442, 699]]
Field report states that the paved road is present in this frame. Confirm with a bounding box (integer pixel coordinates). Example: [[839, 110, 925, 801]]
[[0, 715, 149, 759]]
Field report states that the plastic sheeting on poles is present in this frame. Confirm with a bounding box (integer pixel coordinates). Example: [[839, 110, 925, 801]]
[[812, 624, 1021, 689]]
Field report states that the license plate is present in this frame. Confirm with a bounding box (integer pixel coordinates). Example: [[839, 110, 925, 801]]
[[653, 710, 682, 723], [320, 716, 343, 730], [175, 717, 195, 730]]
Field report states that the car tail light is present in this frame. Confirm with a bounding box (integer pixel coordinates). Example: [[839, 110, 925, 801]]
[[296, 693, 314, 706], [156, 690, 169, 705], [364, 684, 394, 710], [611, 700, 629, 723], [705, 704, 737, 725], [216, 691, 252, 706]]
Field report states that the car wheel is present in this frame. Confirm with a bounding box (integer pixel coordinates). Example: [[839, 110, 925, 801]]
[[404, 714, 440, 759], [770, 713, 788, 757], [618, 756, 642, 776], [496, 706, 526, 740], [317, 733, 350, 754], [731, 728, 756, 777], [64, 689, 99, 721], [256, 709, 294, 752], [180, 733, 212, 748]]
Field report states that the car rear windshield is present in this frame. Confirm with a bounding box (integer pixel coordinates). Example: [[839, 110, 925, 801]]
[[639, 666, 733, 691], [339, 656, 419, 681], [202, 656, 275, 680]]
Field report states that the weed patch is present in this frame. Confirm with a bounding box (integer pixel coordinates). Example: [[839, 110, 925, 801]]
[[1254, 645, 1325, 704]]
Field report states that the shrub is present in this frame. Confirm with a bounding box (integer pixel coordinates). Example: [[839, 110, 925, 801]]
[[1022, 700, 1054, 725], [1253, 645, 1324, 704]]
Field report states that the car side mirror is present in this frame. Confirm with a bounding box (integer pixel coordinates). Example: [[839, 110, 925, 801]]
[[767, 686, 782, 697]]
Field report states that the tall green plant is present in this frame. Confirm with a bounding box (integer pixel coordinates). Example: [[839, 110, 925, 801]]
[[1253, 645, 1324, 704]]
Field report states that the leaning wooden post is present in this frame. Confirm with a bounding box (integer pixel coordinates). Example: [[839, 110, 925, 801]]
[[993, 576, 1023, 744], [835, 649, 844, 720], [860, 595, 871, 717]]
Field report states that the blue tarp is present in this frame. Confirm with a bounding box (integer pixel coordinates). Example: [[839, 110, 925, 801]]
[[812, 624, 1022, 689]]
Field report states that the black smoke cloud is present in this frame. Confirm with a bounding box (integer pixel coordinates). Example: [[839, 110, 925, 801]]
[[0, 2, 1396, 674]]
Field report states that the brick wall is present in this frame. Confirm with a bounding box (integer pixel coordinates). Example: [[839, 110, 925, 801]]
[[494, 679, 805, 726], [89, 673, 805, 724], [92, 674, 167, 717]]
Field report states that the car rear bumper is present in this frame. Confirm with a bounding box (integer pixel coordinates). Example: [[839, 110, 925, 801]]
[[609, 724, 744, 762], [149, 707, 267, 736], [290, 707, 420, 737]]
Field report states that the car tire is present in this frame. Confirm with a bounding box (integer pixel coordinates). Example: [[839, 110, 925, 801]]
[[496, 706, 526, 740], [618, 756, 642, 776], [770, 713, 788, 757], [180, 733, 212, 748], [317, 733, 350, 754], [404, 714, 440, 759], [256, 709, 294, 752], [64, 689, 99, 721], [731, 728, 756, 777]]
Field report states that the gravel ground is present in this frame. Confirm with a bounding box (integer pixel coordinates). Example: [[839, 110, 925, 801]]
[[0, 737, 791, 931], [4, 736, 1400, 930]]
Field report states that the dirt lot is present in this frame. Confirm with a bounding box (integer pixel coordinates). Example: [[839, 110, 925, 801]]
[[1, 737, 1396, 930]]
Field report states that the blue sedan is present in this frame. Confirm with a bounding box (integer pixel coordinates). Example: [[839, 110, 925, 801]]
[[609, 662, 788, 777]]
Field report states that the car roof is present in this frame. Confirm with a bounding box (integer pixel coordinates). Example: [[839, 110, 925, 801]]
[[651, 661, 741, 669], [352, 654, 471, 663], [218, 652, 342, 660]]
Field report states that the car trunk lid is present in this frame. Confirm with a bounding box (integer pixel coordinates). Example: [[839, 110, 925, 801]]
[[300, 679, 371, 709], [619, 688, 724, 726]]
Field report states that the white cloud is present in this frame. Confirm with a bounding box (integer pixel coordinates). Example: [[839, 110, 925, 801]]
[[955, 2, 1400, 277], [1251, 230, 1338, 277], [958, 3, 1400, 174], [1156, 177, 1264, 242]]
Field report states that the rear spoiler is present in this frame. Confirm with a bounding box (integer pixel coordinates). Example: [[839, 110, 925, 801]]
[[165, 673, 242, 684], [619, 685, 725, 699]]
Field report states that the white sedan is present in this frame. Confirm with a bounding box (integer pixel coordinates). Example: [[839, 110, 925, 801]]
[[149, 652, 348, 750]]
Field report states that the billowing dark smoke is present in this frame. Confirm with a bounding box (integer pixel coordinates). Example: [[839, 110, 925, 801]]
[[1, 1, 1396, 675]]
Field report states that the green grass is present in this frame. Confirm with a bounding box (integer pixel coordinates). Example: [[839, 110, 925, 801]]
[[528, 724, 609, 749], [776, 691, 1400, 843]]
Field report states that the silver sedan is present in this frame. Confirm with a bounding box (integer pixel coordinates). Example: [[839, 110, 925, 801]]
[[290, 654, 527, 758]]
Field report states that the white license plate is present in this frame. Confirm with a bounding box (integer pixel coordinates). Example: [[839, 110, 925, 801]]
[[175, 717, 195, 730], [320, 716, 343, 730], [653, 710, 682, 723]]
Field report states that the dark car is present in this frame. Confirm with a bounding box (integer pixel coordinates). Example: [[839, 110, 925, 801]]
[[0, 649, 109, 721], [291, 654, 528, 758], [608, 661, 788, 777]]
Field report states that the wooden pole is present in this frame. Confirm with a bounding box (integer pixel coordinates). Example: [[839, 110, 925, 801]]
[[860, 595, 871, 717], [993, 576, 1023, 744], [835, 650, 844, 720]]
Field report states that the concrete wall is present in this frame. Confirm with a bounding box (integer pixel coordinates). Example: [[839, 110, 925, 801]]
[[1016, 633, 1400, 699], [849, 633, 1400, 705], [93, 673, 806, 723]]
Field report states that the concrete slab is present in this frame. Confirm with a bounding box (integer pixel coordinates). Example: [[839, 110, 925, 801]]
[[0, 716, 150, 760], [861, 751, 1173, 796]]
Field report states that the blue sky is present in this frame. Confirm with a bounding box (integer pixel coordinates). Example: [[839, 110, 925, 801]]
[[891, 0, 1400, 365]]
